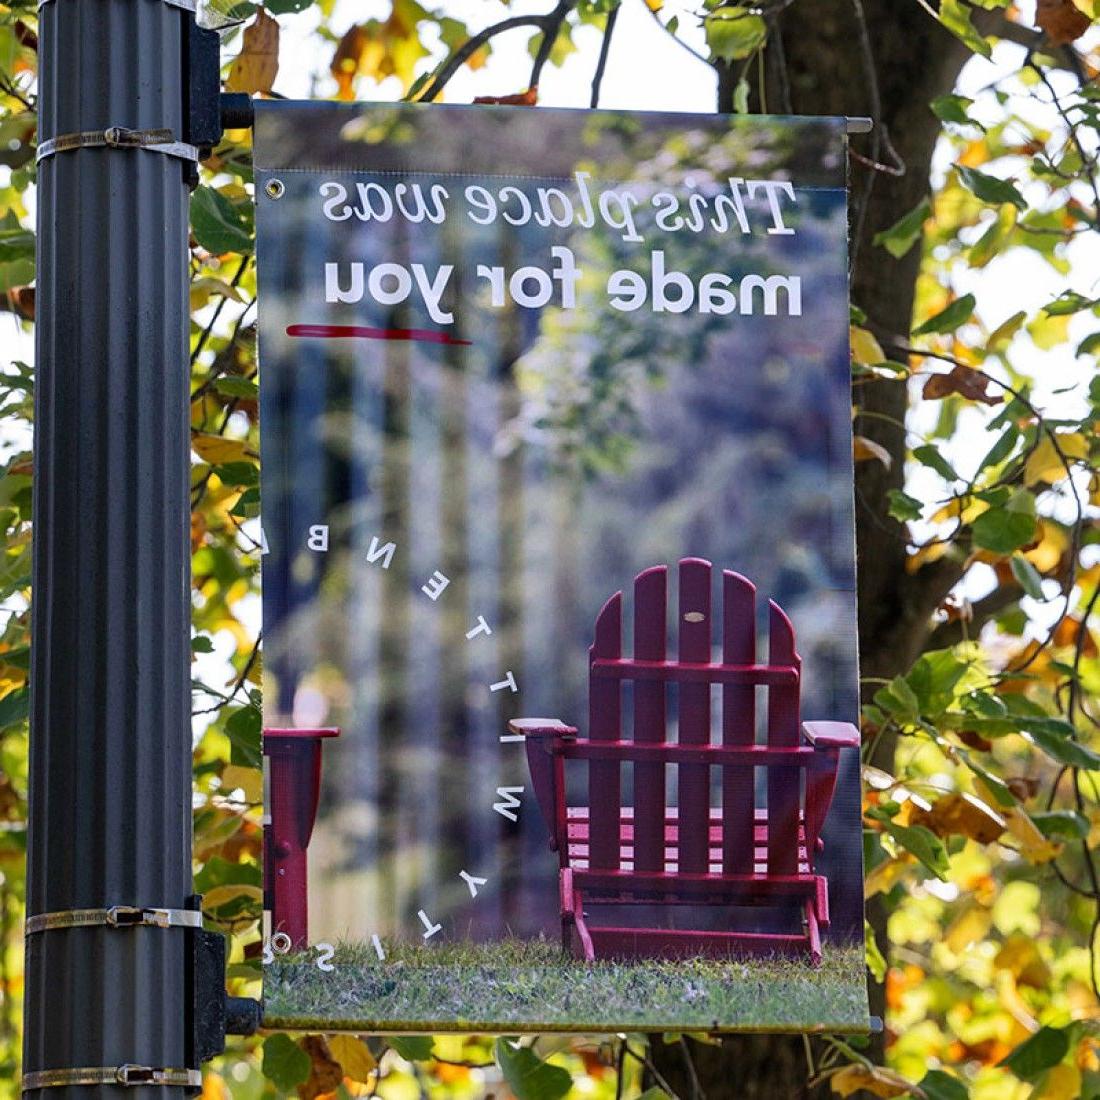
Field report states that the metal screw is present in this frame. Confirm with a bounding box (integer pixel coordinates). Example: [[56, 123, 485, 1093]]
[[264, 178, 285, 200]]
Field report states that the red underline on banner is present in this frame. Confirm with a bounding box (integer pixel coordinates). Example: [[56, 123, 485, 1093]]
[[286, 323, 472, 346]]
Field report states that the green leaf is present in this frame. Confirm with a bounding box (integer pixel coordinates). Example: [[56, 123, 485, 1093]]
[[0, 686, 29, 729], [957, 165, 1026, 210], [887, 489, 923, 522], [214, 376, 260, 399], [494, 1040, 573, 1100], [1031, 810, 1090, 840], [1010, 555, 1045, 600], [874, 675, 921, 722], [865, 920, 887, 982], [913, 443, 959, 481], [704, 9, 767, 61], [262, 1034, 311, 1091], [1044, 291, 1099, 316], [976, 426, 1019, 472], [919, 1069, 969, 1100], [906, 649, 968, 716], [969, 203, 1017, 268], [970, 507, 1037, 555], [913, 293, 976, 336], [0, 212, 35, 292], [999, 1026, 1070, 1081], [880, 819, 951, 879], [225, 705, 262, 768], [1025, 721, 1100, 770], [938, 0, 992, 57], [191, 186, 253, 255], [1077, 332, 1100, 357], [732, 77, 750, 115], [388, 1036, 435, 1062], [872, 197, 930, 259], [931, 94, 977, 127], [191, 635, 215, 654], [264, 0, 314, 12]]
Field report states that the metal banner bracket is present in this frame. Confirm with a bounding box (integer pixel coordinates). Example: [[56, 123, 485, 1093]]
[[23, 1065, 204, 1091], [25, 905, 204, 936]]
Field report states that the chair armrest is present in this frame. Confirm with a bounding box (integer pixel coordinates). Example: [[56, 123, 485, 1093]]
[[802, 721, 860, 749], [508, 718, 578, 739]]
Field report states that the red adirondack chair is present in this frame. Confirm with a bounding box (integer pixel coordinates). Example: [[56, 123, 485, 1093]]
[[264, 726, 339, 947], [512, 558, 858, 965]]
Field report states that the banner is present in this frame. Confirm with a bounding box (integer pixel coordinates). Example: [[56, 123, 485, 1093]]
[[255, 101, 868, 1032]]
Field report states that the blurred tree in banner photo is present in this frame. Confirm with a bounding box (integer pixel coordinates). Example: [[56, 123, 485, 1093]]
[[2, 0, 1100, 1097]]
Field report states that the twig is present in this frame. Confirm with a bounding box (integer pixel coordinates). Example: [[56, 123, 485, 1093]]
[[590, 2, 620, 109], [640, 0, 709, 65]]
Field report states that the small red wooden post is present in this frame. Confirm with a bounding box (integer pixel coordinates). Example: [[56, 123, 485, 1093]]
[[264, 727, 339, 947]]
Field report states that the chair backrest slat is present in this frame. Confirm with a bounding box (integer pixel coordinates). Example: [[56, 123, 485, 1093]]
[[632, 566, 668, 872], [588, 591, 623, 870], [766, 599, 802, 875], [579, 558, 804, 883], [721, 571, 756, 875], [677, 558, 712, 874]]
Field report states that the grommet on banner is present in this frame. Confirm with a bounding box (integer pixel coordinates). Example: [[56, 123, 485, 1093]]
[[36, 126, 200, 165], [22, 1065, 204, 1091], [24, 905, 204, 936]]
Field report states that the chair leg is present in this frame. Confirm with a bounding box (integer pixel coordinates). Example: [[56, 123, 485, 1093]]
[[572, 889, 595, 962], [805, 898, 822, 967]]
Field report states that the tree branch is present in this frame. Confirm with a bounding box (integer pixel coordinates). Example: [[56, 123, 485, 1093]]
[[530, 0, 576, 90], [415, 14, 548, 103]]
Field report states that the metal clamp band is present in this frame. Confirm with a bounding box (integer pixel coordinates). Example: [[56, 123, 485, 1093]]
[[36, 127, 199, 165], [38, 0, 197, 11], [23, 1065, 203, 1091], [25, 905, 204, 936]]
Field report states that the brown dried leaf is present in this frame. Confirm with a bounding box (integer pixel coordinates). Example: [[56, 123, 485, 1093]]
[[922, 363, 1003, 406], [1036, 0, 1092, 43], [226, 10, 280, 96], [297, 1035, 343, 1100], [474, 87, 539, 106]]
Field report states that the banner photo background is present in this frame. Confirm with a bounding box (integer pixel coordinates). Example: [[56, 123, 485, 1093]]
[[255, 101, 868, 1032]]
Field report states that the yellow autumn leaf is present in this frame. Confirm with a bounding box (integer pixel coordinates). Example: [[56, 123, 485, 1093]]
[[945, 901, 993, 953], [829, 1064, 914, 1098], [854, 435, 892, 468], [1024, 520, 1067, 573], [200, 1071, 229, 1100], [1033, 1062, 1082, 1100], [191, 434, 255, 465], [201, 883, 263, 910], [225, 10, 280, 95], [986, 309, 1027, 354], [220, 764, 261, 803], [851, 325, 886, 366], [328, 1035, 378, 1083], [1028, 310, 1071, 350], [864, 856, 912, 898], [995, 932, 1052, 989], [1024, 432, 1089, 485]]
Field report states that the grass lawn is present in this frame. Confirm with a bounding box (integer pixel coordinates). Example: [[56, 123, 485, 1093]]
[[263, 938, 870, 1033]]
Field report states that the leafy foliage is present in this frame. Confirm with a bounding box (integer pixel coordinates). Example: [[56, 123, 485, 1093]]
[[1, 0, 1100, 1098]]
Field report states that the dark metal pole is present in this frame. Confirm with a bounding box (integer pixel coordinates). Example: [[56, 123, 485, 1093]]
[[24, 0, 194, 1093]]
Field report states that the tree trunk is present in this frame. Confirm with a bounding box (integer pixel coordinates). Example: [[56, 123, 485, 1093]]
[[652, 3, 977, 1095]]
